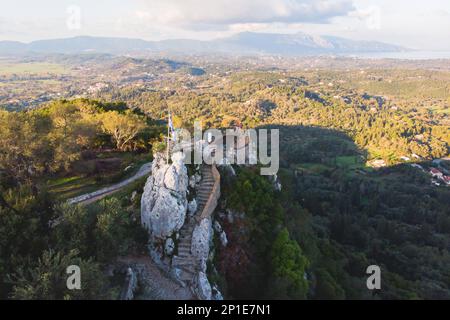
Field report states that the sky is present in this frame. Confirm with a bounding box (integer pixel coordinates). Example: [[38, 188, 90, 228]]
[[1, 0, 450, 50]]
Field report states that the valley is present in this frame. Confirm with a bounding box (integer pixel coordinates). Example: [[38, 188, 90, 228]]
[[0, 51, 449, 300]]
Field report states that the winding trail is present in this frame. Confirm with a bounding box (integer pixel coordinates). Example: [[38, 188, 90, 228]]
[[117, 256, 194, 300], [67, 162, 152, 205], [172, 164, 217, 283]]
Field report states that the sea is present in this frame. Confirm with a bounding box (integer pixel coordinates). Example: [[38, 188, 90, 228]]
[[344, 51, 450, 60]]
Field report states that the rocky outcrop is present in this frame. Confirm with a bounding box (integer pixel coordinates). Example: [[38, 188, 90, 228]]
[[141, 152, 188, 239], [187, 199, 198, 216], [212, 284, 224, 300], [140, 150, 224, 300], [191, 218, 213, 264], [214, 221, 228, 247], [165, 238, 175, 256], [193, 271, 212, 300], [120, 267, 138, 300], [270, 174, 282, 192]]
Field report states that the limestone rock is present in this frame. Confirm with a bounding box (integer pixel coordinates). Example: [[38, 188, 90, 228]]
[[189, 175, 197, 189], [213, 221, 223, 233], [270, 174, 282, 191], [165, 238, 175, 256], [141, 152, 188, 239], [189, 173, 201, 189], [191, 218, 213, 264], [120, 267, 138, 300], [188, 199, 198, 216], [194, 272, 212, 300], [212, 285, 224, 300], [219, 231, 228, 247]]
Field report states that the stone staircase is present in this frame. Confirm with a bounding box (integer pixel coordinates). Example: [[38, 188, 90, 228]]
[[196, 165, 215, 216], [172, 165, 215, 284]]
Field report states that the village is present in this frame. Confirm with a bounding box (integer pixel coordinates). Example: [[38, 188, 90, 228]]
[[408, 159, 450, 187]]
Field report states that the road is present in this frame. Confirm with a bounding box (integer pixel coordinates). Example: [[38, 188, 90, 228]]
[[67, 162, 152, 205]]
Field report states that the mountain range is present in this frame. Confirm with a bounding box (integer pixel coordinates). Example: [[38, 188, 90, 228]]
[[0, 32, 407, 56]]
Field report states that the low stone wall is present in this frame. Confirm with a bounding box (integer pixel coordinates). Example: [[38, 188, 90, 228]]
[[120, 267, 138, 300], [197, 165, 221, 222]]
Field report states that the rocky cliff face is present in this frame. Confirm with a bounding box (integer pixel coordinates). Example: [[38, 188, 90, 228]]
[[140, 151, 224, 300], [141, 152, 188, 239]]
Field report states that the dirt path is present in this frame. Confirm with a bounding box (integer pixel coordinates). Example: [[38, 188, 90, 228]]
[[68, 162, 152, 205], [117, 256, 194, 300]]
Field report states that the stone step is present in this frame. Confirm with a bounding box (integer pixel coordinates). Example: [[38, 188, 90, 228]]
[[179, 243, 191, 250], [180, 226, 194, 234], [180, 226, 194, 232], [177, 251, 192, 258], [178, 245, 191, 252], [198, 184, 214, 190], [173, 260, 196, 268], [179, 231, 193, 237], [179, 233, 192, 240], [178, 269, 195, 282], [178, 250, 191, 257], [173, 257, 197, 267]]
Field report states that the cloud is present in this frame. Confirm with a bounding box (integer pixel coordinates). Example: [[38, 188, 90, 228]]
[[135, 0, 355, 28], [349, 6, 381, 30]]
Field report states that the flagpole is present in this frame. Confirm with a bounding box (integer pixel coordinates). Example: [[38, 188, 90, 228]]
[[167, 111, 170, 164]]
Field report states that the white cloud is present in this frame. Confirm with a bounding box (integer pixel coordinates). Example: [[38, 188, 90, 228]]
[[134, 0, 354, 27], [349, 6, 381, 30]]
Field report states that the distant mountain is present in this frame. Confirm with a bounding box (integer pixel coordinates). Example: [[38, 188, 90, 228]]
[[26, 36, 154, 54], [0, 33, 407, 56]]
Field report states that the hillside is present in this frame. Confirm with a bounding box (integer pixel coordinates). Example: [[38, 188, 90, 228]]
[[0, 32, 406, 56]]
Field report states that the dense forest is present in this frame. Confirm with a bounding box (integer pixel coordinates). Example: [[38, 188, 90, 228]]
[[0, 99, 155, 299], [97, 71, 449, 164], [1, 66, 449, 299], [212, 125, 450, 300]]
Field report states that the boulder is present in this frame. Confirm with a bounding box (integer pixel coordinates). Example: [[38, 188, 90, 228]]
[[219, 231, 228, 247], [188, 199, 198, 216], [165, 238, 175, 256], [270, 174, 282, 191], [194, 272, 212, 300], [212, 285, 224, 300], [190, 171, 202, 188], [213, 221, 223, 233], [120, 267, 138, 300], [189, 175, 197, 189], [141, 152, 188, 239], [191, 218, 213, 265]]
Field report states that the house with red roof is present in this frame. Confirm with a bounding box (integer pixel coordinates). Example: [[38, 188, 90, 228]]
[[443, 176, 450, 186], [430, 168, 444, 179]]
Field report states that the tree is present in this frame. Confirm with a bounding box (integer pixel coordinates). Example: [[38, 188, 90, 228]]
[[269, 228, 309, 299], [9, 249, 113, 300], [94, 198, 147, 262], [100, 111, 146, 151]]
